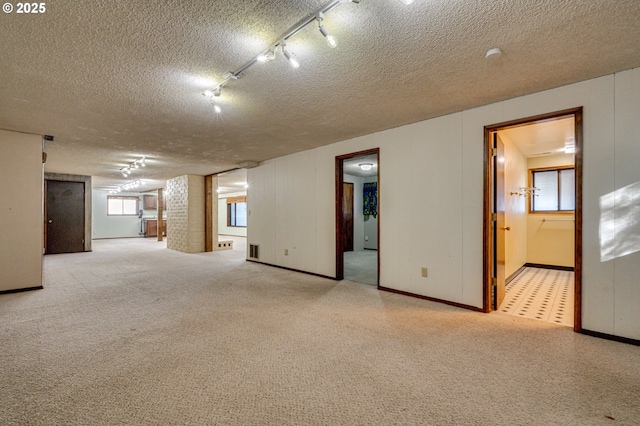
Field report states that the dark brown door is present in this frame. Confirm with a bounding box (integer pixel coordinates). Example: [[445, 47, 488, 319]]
[[493, 133, 506, 309], [343, 183, 354, 252], [46, 180, 85, 254]]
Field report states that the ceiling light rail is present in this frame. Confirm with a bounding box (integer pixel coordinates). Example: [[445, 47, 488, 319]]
[[202, 0, 361, 110], [109, 179, 143, 194], [120, 156, 146, 177]]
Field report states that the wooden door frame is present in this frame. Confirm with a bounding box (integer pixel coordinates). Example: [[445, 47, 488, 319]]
[[483, 107, 583, 332], [335, 148, 380, 282]]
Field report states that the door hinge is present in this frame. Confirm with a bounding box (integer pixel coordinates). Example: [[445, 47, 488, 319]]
[[491, 147, 497, 157], [492, 277, 497, 288], [492, 213, 497, 221]]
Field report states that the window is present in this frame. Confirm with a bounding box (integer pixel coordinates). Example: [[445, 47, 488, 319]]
[[531, 167, 575, 212], [227, 197, 247, 227], [107, 196, 140, 216]]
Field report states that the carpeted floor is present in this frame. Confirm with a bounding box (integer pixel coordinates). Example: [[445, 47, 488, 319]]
[[1, 238, 639, 425]]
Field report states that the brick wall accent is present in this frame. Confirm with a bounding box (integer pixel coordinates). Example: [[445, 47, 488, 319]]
[[166, 175, 205, 253]]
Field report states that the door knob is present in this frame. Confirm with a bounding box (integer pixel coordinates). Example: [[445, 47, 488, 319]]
[[504, 226, 510, 231], [48, 220, 53, 223]]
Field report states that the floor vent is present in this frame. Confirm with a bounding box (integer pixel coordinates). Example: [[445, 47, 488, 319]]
[[249, 244, 259, 260]]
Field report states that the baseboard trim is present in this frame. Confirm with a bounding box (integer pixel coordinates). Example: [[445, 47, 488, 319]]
[[378, 286, 484, 312], [0, 286, 44, 295], [581, 329, 640, 347], [506, 265, 527, 285], [524, 263, 574, 272], [245, 259, 338, 281]]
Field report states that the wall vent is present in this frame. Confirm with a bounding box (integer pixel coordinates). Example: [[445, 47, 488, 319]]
[[249, 244, 259, 260]]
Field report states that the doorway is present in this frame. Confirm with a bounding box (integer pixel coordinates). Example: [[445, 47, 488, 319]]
[[484, 108, 583, 331], [336, 149, 380, 286], [45, 180, 85, 254]]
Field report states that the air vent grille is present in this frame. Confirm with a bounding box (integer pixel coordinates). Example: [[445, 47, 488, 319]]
[[249, 244, 259, 260]]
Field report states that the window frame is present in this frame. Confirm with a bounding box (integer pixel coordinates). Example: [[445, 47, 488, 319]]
[[226, 196, 247, 228], [107, 195, 140, 216], [529, 165, 575, 213]]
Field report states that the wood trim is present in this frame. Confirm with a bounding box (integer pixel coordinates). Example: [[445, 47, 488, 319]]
[[506, 265, 527, 285], [226, 196, 247, 204], [573, 107, 583, 333], [378, 286, 484, 312], [335, 156, 344, 280], [524, 263, 574, 272], [205, 176, 213, 252], [157, 188, 163, 242], [483, 107, 583, 331], [246, 259, 338, 281], [581, 329, 640, 347], [482, 127, 493, 313], [0, 286, 44, 295], [335, 148, 380, 282]]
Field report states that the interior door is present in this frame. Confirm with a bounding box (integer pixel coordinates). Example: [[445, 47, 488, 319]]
[[493, 133, 506, 309], [343, 182, 354, 252], [46, 180, 85, 254]]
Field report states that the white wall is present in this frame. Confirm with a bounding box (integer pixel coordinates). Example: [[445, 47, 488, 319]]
[[248, 68, 640, 340], [92, 190, 147, 239], [0, 130, 42, 292], [218, 196, 247, 237]]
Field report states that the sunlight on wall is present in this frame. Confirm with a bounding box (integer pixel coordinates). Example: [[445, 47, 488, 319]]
[[600, 181, 640, 262]]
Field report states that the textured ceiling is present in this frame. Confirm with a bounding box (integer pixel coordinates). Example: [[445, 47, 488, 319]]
[[1, 0, 639, 191]]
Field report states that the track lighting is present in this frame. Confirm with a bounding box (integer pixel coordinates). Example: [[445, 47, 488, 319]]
[[110, 179, 143, 194], [257, 49, 276, 63], [281, 41, 300, 69], [201, 0, 366, 111], [119, 156, 146, 177], [317, 13, 337, 48]]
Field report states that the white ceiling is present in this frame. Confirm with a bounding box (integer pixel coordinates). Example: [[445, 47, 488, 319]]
[[344, 154, 378, 178], [1, 1, 639, 191], [499, 116, 575, 158], [217, 169, 248, 195]]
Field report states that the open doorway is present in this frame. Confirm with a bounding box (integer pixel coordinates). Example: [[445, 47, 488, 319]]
[[484, 108, 583, 331], [211, 168, 248, 253], [336, 149, 380, 286]]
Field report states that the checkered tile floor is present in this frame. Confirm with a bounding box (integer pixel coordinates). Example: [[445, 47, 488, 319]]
[[500, 267, 574, 327]]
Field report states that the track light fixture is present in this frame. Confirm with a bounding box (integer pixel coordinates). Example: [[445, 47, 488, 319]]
[[119, 157, 146, 177], [317, 13, 337, 48], [109, 179, 143, 194], [201, 0, 368, 112], [281, 40, 300, 69]]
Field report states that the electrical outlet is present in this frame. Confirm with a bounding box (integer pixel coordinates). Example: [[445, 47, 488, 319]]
[[284, 249, 288, 256], [365, 236, 369, 241], [421, 267, 428, 278]]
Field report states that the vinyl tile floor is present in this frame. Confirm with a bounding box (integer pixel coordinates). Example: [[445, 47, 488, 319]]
[[499, 267, 574, 327]]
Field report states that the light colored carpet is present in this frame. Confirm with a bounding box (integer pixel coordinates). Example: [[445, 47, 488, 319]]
[[501, 267, 574, 327], [1, 238, 639, 425], [344, 249, 378, 286]]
